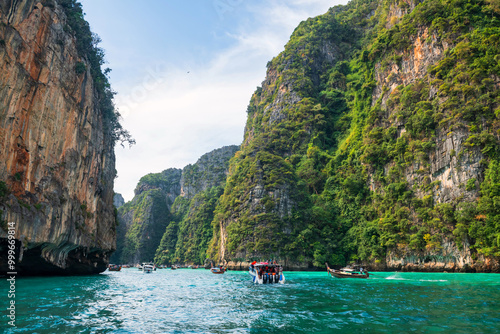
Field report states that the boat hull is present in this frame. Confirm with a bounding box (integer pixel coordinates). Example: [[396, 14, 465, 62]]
[[211, 268, 225, 274], [142, 264, 155, 273], [249, 264, 285, 284], [328, 270, 369, 279], [250, 273, 285, 284]]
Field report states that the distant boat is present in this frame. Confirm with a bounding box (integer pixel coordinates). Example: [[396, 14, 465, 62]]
[[249, 262, 285, 284], [142, 262, 156, 273], [326, 263, 369, 279], [210, 262, 226, 274], [210, 267, 225, 274], [108, 264, 121, 272]]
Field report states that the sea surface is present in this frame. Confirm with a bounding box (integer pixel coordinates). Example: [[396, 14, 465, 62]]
[[1, 269, 499, 333]]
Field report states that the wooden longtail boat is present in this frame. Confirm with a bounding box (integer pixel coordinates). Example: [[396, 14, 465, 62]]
[[108, 264, 121, 271], [210, 261, 226, 274], [326, 263, 369, 279], [210, 266, 226, 274]]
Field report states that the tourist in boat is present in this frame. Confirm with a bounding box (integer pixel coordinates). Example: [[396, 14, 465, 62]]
[[249, 261, 286, 284]]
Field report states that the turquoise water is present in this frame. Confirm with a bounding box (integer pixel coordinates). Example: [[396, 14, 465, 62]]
[[1, 269, 499, 333]]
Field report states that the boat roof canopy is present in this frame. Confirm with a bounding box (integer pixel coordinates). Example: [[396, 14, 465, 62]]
[[252, 262, 281, 268]]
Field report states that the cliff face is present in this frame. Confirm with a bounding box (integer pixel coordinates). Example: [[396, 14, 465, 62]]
[[113, 168, 182, 264], [167, 145, 239, 265], [0, 0, 121, 275], [364, 0, 499, 272], [113, 193, 124, 208], [210, 0, 500, 272], [180, 145, 239, 200], [115, 145, 238, 265]]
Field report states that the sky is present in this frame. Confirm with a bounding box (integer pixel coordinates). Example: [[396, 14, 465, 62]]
[[79, 0, 350, 201]]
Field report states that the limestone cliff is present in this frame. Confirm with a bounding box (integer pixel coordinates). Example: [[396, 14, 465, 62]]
[[113, 168, 182, 264], [180, 145, 239, 200], [210, 0, 500, 272], [164, 145, 239, 265], [113, 193, 124, 208], [364, 0, 499, 272], [0, 0, 126, 275]]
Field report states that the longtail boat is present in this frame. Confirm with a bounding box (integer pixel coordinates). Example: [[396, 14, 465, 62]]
[[326, 263, 369, 279], [108, 264, 121, 271], [210, 266, 225, 274], [210, 260, 227, 274]]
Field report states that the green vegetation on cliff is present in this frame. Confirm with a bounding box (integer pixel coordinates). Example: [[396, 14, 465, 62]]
[[153, 146, 238, 265], [344, 0, 500, 260], [155, 186, 223, 265], [112, 168, 182, 264], [118, 189, 172, 263]]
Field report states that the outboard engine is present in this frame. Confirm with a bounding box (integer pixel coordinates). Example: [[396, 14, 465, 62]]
[[263, 274, 268, 284]]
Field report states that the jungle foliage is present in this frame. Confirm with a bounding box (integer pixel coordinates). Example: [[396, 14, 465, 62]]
[[117, 189, 172, 263], [154, 186, 223, 265]]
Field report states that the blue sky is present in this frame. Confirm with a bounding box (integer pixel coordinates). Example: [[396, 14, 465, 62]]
[[80, 0, 349, 201]]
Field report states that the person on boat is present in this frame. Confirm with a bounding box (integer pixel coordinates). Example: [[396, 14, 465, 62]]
[[360, 267, 364, 274]]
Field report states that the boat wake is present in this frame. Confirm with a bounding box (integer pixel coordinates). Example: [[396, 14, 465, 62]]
[[385, 276, 409, 280], [384, 275, 447, 282]]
